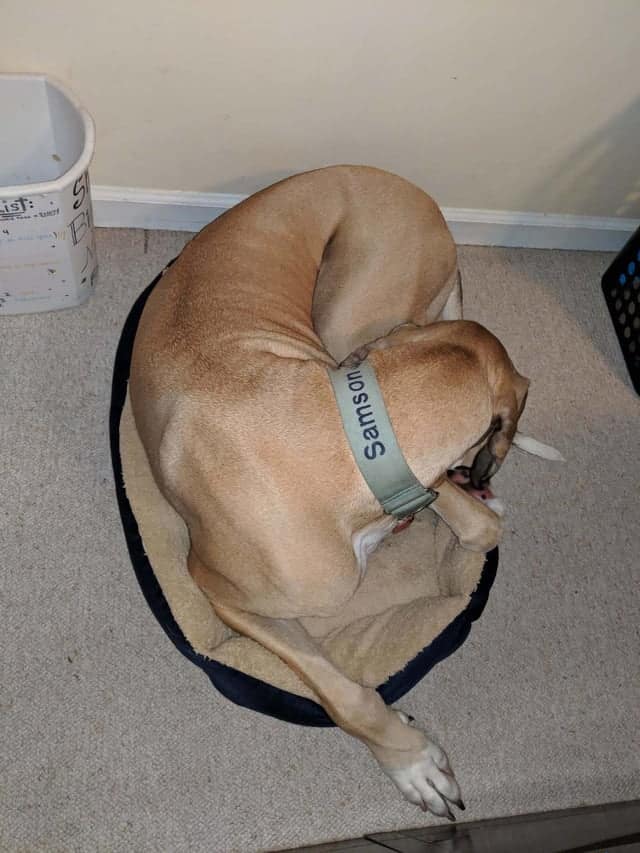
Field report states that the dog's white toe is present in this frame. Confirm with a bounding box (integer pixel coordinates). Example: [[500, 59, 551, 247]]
[[383, 740, 462, 818]]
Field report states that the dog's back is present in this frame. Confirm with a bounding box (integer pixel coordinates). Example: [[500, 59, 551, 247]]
[[132, 166, 456, 385]]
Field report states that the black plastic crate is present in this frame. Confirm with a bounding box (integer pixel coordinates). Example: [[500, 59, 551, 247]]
[[601, 225, 640, 394]]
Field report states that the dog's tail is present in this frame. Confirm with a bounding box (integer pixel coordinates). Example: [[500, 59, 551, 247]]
[[513, 432, 565, 462]]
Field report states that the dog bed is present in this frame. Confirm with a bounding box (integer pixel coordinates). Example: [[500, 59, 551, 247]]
[[110, 263, 498, 727]]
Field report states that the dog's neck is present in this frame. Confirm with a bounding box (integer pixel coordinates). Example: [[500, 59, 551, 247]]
[[328, 360, 439, 520]]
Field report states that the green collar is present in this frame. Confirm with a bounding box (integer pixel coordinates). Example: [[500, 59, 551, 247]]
[[328, 361, 438, 519]]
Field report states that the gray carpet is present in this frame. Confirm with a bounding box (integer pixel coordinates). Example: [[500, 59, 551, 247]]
[[1, 228, 638, 853]]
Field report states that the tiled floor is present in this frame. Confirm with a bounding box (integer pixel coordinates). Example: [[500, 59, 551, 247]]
[[287, 801, 640, 852]]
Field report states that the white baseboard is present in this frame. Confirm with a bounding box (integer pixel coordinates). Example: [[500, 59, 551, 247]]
[[442, 207, 638, 252], [92, 185, 639, 252], [93, 186, 246, 233]]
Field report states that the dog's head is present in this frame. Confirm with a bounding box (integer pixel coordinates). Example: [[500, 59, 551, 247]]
[[359, 320, 530, 490]]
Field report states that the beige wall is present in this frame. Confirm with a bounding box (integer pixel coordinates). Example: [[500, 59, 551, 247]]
[[4, 0, 639, 217]]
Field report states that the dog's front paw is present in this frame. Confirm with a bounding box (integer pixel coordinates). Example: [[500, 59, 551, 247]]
[[380, 737, 464, 818]]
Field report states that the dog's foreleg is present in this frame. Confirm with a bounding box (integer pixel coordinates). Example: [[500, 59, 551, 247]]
[[430, 478, 502, 552], [212, 601, 463, 817]]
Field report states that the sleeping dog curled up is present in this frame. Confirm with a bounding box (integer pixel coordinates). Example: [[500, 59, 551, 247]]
[[129, 166, 561, 818]]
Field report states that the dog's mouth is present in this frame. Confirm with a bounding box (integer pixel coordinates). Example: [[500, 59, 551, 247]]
[[447, 466, 493, 500], [447, 466, 505, 516]]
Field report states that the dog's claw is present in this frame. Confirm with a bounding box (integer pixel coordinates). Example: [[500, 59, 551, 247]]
[[455, 798, 466, 811], [381, 738, 463, 820]]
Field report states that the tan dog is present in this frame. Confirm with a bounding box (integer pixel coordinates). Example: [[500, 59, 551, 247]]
[[129, 166, 529, 818]]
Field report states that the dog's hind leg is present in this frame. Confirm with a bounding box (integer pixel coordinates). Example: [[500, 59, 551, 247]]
[[341, 267, 463, 366], [211, 600, 464, 818], [439, 269, 463, 321]]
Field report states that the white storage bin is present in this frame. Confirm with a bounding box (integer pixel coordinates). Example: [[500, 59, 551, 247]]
[[0, 73, 97, 314]]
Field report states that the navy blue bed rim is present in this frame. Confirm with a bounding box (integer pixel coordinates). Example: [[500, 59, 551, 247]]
[[109, 264, 499, 727]]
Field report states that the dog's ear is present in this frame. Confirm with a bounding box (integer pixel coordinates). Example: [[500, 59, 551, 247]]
[[470, 371, 529, 488]]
